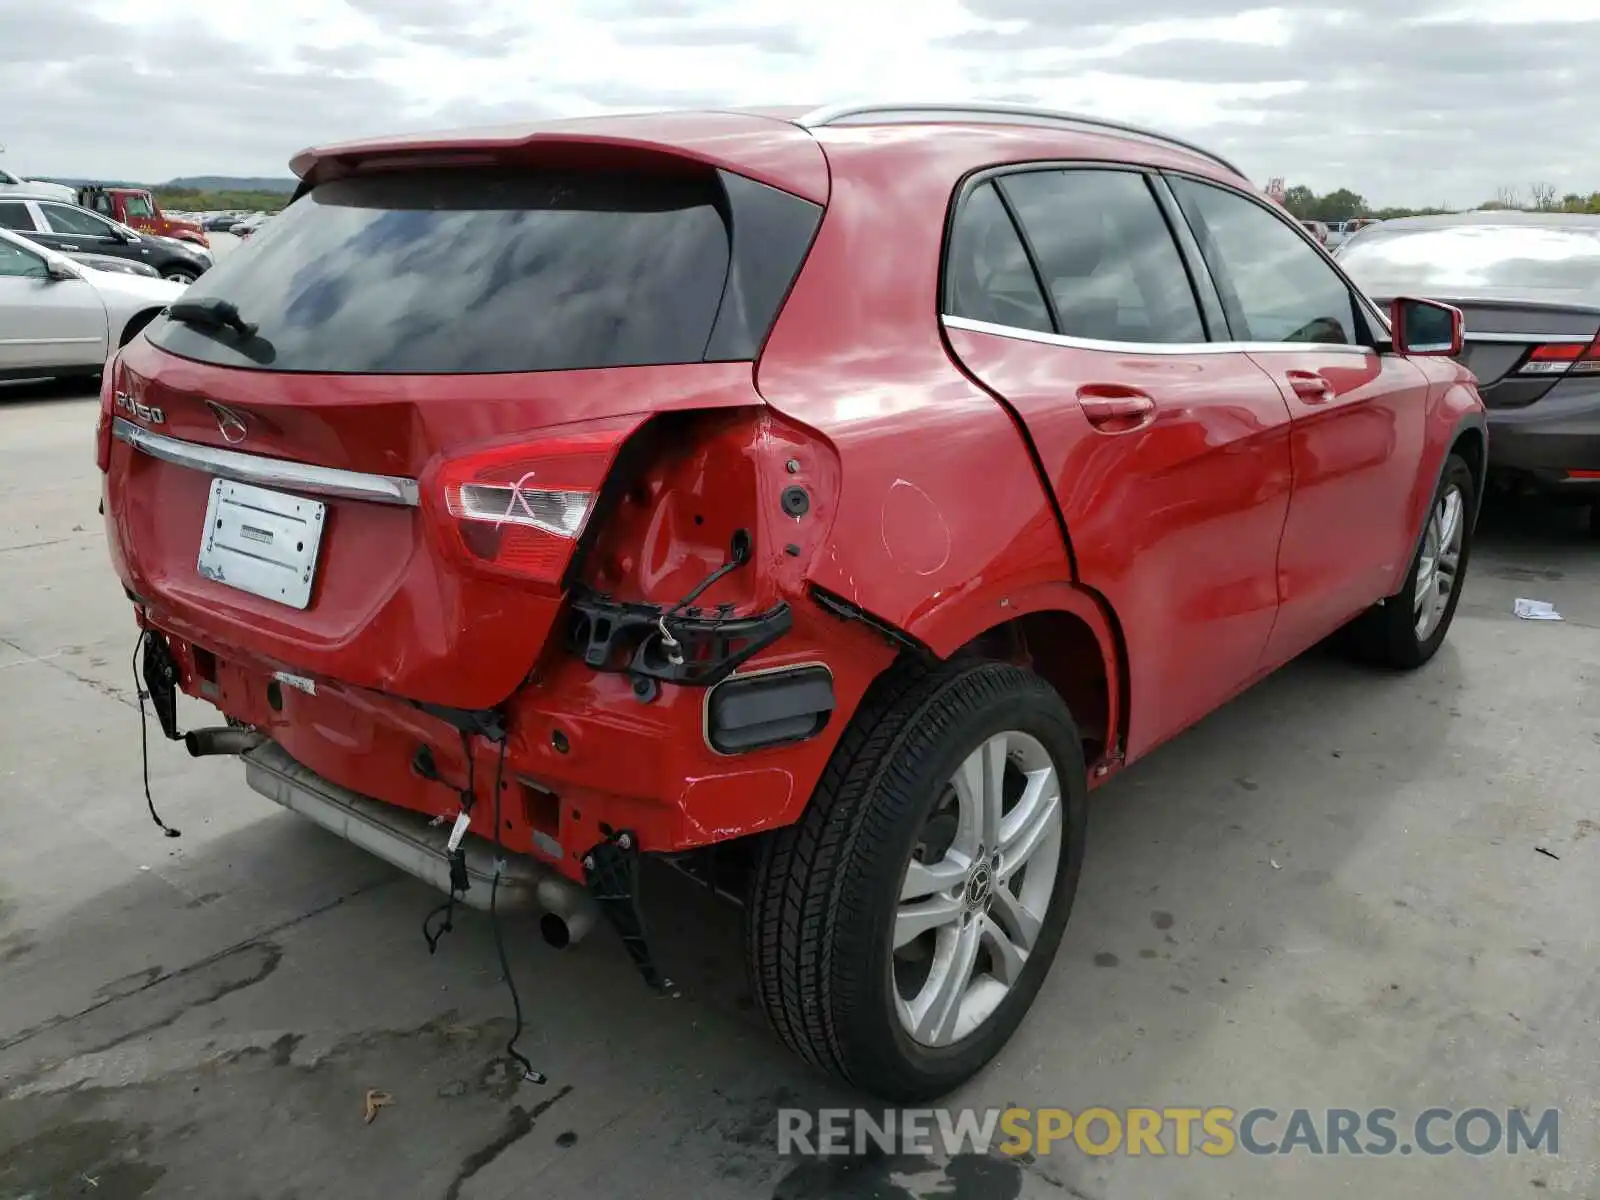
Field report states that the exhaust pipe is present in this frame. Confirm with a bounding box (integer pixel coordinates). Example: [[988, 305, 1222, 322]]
[[242, 740, 604, 940], [185, 727, 266, 757], [536, 876, 599, 948]]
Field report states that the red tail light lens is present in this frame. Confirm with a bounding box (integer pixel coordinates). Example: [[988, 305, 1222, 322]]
[[1519, 337, 1600, 376], [95, 354, 121, 472], [429, 420, 641, 586]]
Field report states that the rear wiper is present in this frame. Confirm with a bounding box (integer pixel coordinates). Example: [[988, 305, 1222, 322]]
[[167, 297, 258, 339]]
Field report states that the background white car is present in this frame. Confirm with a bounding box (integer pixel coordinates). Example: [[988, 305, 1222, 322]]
[[0, 227, 186, 381], [0, 167, 76, 204]]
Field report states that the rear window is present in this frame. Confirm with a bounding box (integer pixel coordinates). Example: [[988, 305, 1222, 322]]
[[149, 168, 742, 374], [1338, 225, 1600, 295]]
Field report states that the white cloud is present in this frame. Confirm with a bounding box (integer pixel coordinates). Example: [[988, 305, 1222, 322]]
[[2, 0, 1596, 207]]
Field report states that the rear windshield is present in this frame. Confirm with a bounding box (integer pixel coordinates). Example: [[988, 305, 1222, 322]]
[[1338, 225, 1600, 295], [148, 168, 734, 374]]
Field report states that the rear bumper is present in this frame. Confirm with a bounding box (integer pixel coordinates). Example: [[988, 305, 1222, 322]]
[[1487, 384, 1600, 486]]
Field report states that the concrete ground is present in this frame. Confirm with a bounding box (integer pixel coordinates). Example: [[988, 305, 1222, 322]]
[[1, 381, 1596, 1200]]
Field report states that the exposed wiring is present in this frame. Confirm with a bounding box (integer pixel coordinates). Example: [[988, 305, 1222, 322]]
[[657, 530, 751, 665], [488, 731, 545, 1084], [130, 630, 181, 838], [418, 724, 545, 1084]]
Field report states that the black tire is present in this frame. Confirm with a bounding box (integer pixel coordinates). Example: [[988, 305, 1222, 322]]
[[746, 659, 1088, 1102], [1347, 453, 1476, 669], [162, 268, 197, 285]]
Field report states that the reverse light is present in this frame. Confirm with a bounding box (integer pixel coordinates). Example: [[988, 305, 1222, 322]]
[[430, 422, 640, 586], [1518, 337, 1600, 376]]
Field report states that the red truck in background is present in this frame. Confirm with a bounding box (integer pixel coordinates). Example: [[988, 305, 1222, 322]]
[[78, 185, 210, 248]]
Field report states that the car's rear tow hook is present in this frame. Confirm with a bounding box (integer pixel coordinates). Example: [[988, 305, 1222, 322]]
[[184, 727, 266, 757]]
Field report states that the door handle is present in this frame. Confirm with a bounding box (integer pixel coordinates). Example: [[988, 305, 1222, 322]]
[[1286, 370, 1335, 403], [1076, 385, 1156, 431]]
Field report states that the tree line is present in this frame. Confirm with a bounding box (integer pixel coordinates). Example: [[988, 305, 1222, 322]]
[[1282, 183, 1600, 224]]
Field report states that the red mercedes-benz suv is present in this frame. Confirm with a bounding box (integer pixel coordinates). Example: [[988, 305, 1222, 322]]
[[99, 102, 1486, 1100]]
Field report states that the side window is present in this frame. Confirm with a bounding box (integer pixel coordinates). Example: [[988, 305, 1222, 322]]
[[0, 201, 35, 231], [0, 241, 48, 279], [999, 169, 1206, 344], [42, 204, 113, 237], [944, 182, 1053, 334], [123, 195, 154, 219], [1172, 179, 1360, 346]]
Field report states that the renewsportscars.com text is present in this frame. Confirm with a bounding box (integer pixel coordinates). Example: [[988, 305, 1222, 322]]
[[779, 1106, 1560, 1158]]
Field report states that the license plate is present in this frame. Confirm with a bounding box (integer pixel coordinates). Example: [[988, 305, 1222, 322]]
[[196, 479, 326, 610]]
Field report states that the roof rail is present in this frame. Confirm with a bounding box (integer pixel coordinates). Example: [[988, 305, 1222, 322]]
[[795, 102, 1246, 180]]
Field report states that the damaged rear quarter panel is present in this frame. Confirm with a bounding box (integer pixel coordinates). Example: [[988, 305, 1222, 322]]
[[755, 127, 1080, 654]]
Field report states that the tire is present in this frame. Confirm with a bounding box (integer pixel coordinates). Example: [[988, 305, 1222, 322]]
[[1347, 453, 1476, 669], [746, 659, 1088, 1102], [162, 268, 197, 285]]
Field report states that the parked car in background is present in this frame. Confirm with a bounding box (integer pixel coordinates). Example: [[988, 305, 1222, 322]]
[[0, 227, 184, 380], [229, 212, 271, 239], [1299, 218, 1330, 245], [101, 102, 1486, 1101], [0, 197, 212, 283], [1338, 211, 1600, 531], [77, 186, 211, 249], [204, 211, 251, 231], [0, 167, 76, 204], [1328, 217, 1383, 251]]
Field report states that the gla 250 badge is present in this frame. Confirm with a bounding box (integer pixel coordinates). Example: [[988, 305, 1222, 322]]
[[115, 391, 165, 425]]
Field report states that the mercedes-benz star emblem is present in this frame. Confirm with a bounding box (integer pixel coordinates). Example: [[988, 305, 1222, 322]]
[[207, 401, 248, 444]]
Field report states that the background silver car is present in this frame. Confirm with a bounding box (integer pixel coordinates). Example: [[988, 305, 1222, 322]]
[[0, 226, 186, 381]]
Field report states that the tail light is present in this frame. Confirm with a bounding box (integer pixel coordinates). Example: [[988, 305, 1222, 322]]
[[95, 353, 121, 472], [428, 419, 642, 587], [1517, 336, 1600, 377]]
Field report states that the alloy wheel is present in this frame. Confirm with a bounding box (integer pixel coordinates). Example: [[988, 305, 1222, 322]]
[[893, 730, 1063, 1047], [1414, 484, 1465, 640]]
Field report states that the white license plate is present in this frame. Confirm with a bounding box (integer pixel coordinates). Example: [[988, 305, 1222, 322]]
[[196, 479, 326, 610]]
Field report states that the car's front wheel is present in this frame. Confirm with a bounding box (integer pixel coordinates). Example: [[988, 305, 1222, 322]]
[[1348, 452, 1477, 668], [747, 660, 1087, 1101], [162, 268, 198, 285]]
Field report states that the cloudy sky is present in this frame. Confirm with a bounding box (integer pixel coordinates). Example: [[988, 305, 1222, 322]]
[[3, 0, 1596, 207]]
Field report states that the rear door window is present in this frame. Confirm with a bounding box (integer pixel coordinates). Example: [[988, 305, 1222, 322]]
[[1172, 178, 1361, 345], [0, 202, 35, 231], [149, 168, 738, 374], [41, 204, 116, 237], [997, 169, 1207, 344], [944, 182, 1054, 333]]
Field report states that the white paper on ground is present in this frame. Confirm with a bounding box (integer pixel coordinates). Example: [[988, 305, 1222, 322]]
[[1513, 598, 1563, 621]]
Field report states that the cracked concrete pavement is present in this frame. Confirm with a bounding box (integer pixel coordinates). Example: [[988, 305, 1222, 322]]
[[2, 382, 1597, 1199]]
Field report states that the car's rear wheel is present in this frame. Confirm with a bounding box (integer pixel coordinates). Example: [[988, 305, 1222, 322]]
[[1348, 452, 1476, 668], [746, 660, 1087, 1102]]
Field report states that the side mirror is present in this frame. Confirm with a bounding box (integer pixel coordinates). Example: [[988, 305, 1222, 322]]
[[111, 227, 134, 243], [45, 260, 80, 282], [1390, 297, 1463, 357]]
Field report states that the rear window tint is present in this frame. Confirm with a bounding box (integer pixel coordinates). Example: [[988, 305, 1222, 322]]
[[1338, 225, 1600, 295], [149, 168, 736, 374]]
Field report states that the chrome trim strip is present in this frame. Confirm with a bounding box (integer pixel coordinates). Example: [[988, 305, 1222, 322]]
[[795, 102, 1246, 179], [941, 315, 1374, 358], [1465, 332, 1591, 344], [111, 418, 420, 507]]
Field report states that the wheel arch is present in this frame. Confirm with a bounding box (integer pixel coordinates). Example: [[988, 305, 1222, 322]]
[[918, 580, 1130, 778]]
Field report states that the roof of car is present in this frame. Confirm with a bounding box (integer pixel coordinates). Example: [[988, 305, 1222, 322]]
[[289, 102, 1248, 201], [1375, 210, 1600, 232]]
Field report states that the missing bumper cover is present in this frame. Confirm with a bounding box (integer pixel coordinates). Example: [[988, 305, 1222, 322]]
[[705, 664, 834, 755]]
